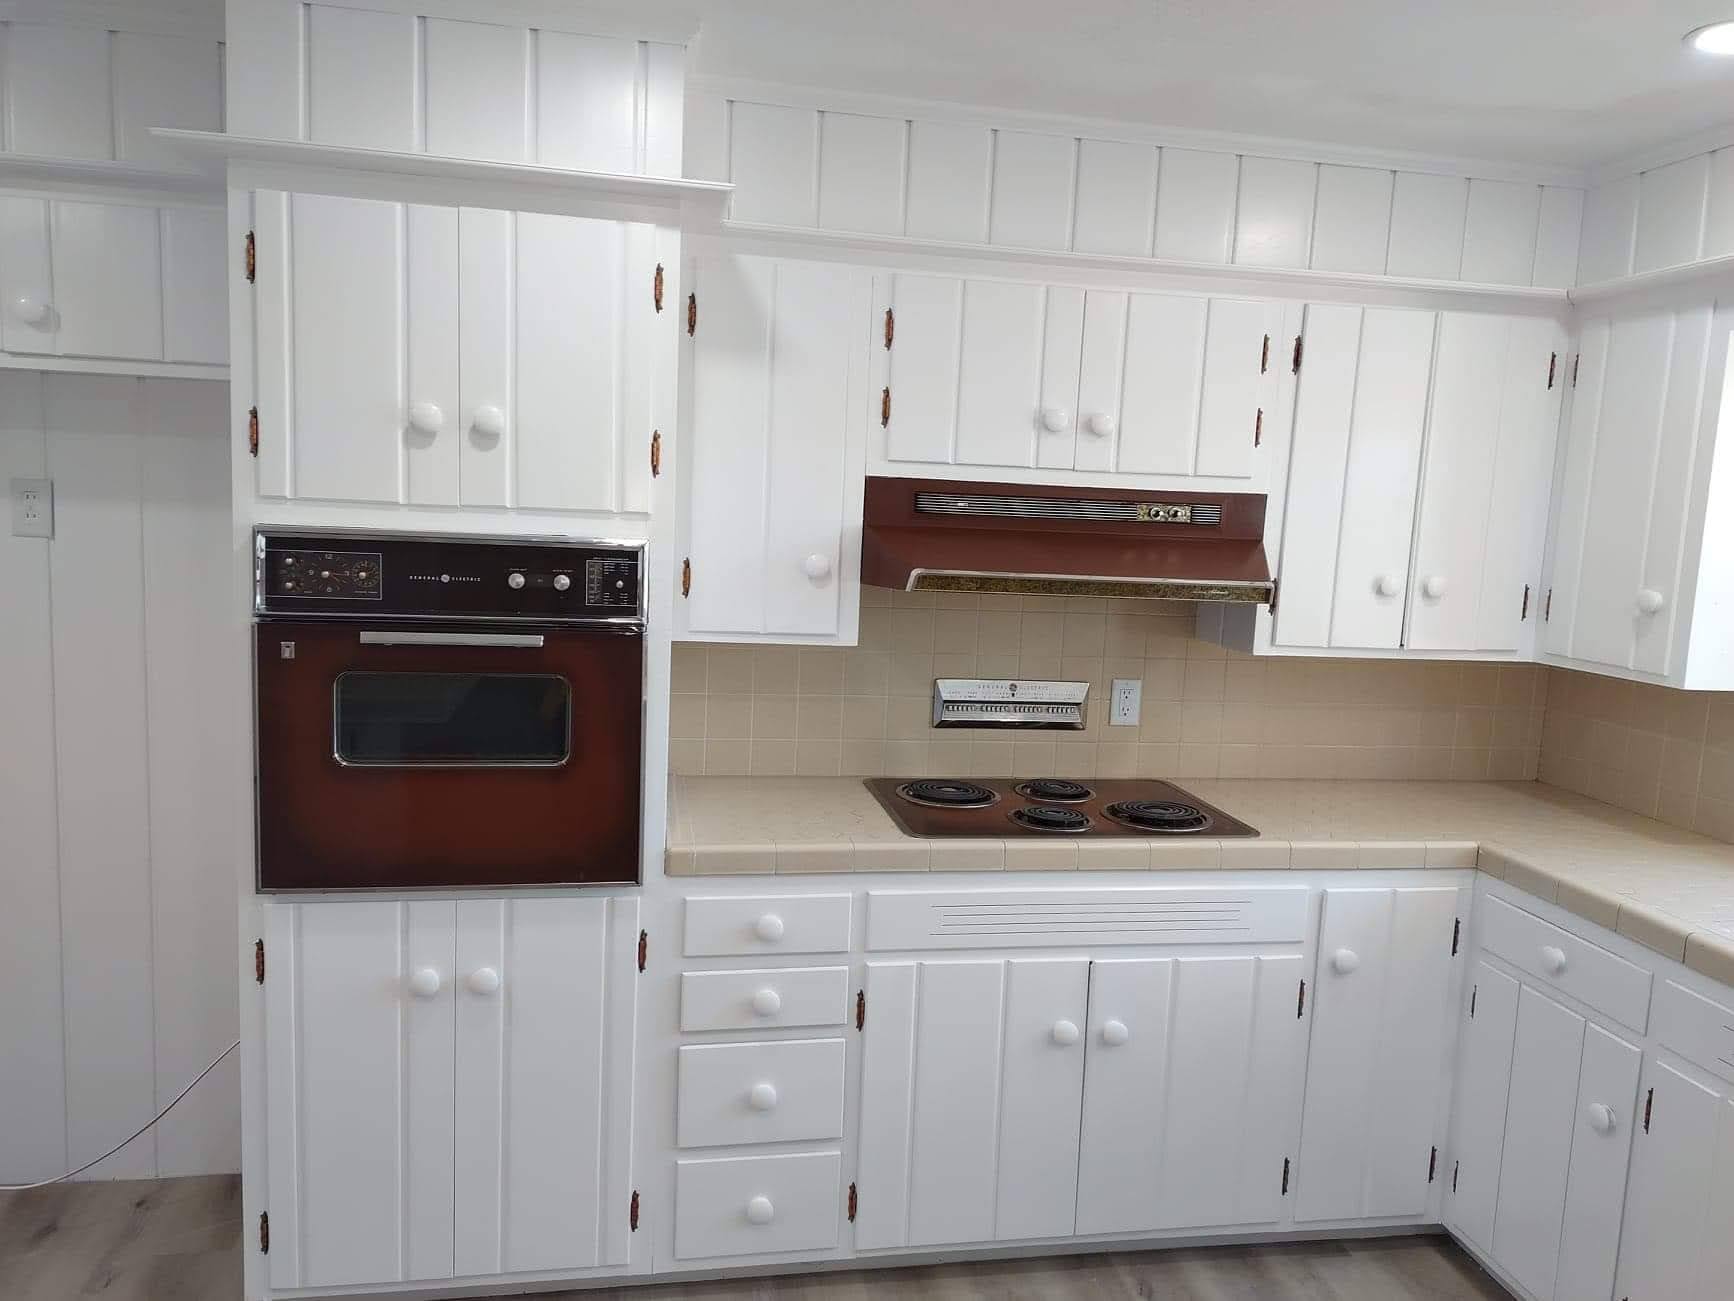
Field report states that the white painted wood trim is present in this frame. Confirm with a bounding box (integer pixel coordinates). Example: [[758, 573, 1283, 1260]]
[[0, 155, 220, 199], [0, 1, 220, 40], [1587, 123, 1734, 190], [0, 354, 225, 380], [292, 0, 699, 44], [1569, 250, 1734, 304]]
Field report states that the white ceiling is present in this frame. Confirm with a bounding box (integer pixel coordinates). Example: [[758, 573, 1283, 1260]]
[[681, 0, 1734, 170]]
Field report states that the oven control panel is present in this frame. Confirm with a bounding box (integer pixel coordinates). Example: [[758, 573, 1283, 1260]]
[[255, 531, 645, 624]]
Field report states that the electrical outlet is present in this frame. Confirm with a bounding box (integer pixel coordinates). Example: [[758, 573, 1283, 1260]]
[[10, 477, 52, 538], [1110, 677, 1142, 726]]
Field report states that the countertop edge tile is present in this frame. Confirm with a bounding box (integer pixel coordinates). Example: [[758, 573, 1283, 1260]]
[[1616, 901, 1692, 962], [850, 839, 932, 872], [1356, 840, 1430, 870], [1550, 877, 1625, 932], [1684, 931, 1734, 987], [775, 842, 857, 873], [1218, 840, 1293, 869]]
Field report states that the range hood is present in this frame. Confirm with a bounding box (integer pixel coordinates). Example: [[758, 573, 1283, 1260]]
[[861, 477, 1275, 603]]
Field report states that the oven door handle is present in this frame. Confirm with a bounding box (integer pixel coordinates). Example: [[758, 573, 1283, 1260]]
[[357, 630, 546, 649]]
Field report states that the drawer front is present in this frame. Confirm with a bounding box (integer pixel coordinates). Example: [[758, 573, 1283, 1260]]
[[677, 1038, 846, 1148], [684, 894, 852, 957], [681, 966, 850, 1032], [674, 1151, 842, 1260], [1481, 895, 1651, 1032], [1654, 979, 1734, 1084]]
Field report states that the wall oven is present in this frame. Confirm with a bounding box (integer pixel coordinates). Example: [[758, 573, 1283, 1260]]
[[253, 529, 645, 892]]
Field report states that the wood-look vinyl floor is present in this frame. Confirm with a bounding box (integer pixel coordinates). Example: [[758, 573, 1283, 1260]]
[[0, 1175, 1511, 1300]]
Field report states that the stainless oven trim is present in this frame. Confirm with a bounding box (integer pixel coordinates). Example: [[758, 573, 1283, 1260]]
[[330, 669, 575, 769], [358, 630, 547, 648]]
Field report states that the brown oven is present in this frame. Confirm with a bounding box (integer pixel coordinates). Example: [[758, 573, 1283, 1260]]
[[253, 529, 645, 891]]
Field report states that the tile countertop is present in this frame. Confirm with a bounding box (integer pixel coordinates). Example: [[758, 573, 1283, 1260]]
[[666, 776, 1734, 987]]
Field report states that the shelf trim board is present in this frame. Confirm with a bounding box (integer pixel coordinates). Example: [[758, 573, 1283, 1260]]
[[0, 153, 223, 202], [0, 354, 227, 381]]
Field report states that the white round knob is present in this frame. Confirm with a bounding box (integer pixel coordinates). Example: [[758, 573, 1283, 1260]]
[[507, 572, 526, 590], [471, 404, 506, 440], [1331, 948, 1360, 975], [1101, 1019, 1130, 1046], [1586, 1102, 1617, 1134], [1040, 406, 1070, 433], [466, 967, 501, 995], [802, 553, 832, 581], [748, 1082, 779, 1112], [751, 987, 782, 1017], [407, 401, 445, 435], [10, 294, 49, 325], [745, 1195, 775, 1225], [408, 967, 442, 999], [1051, 1019, 1080, 1046], [1540, 945, 1568, 976], [1374, 574, 1400, 598], [553, 573, 571, 592], [755, 913, 785, 942], [1421, 575, 1447, 600], [1085, 412, 1116, 438], [1636, 588, 1666, 615]]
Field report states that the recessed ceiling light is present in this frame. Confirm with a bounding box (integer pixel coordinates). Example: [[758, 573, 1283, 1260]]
[[1686, 20, 1734, 54]]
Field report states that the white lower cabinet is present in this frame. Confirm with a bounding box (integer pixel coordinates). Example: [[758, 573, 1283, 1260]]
[[261, 896, 640, 1290], [674, 1151, 844, 1260]]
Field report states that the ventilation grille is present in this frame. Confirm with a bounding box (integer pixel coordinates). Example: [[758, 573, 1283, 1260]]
[[913, 492, 1221, 526]]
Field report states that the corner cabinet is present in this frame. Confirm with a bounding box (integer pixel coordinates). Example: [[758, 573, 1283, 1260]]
[[676, 251, 872, 644], [259, 896, 641, 1291]]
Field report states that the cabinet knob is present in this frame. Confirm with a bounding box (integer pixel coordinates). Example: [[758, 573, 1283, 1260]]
[[1051, 1019, 1080, 1046], [9, 294, 50, 326], [745, 1195, 775, 1225], [1636, 588, 1666, 615], [1421, 575, 1447, 601], [471, 404, 506, 440], [407, 401, 445, 436], [1331, 947, 1360, 975], [466, 966, 501, 995], [1084, 412, 1116, 438], [407, 967, 442, 999], [754, 913, 785, 942], [1374, 574, 1400, 598], [748, 1081, 779, 1112], [802, 553, 832, 581], [1539, 944, 1568, 976], [1101, 1018, 1130, 1046], [1586, 1102, 1618, 1134], [751, 987, 782, 1017], [1040, 406, 1071, 433]]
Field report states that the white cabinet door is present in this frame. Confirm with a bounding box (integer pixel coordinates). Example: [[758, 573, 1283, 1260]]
[[1295, 887, 1458, 1222], [1613, 1057, 1734, 1301], [994, 959, 1090, 1241], [1553, 1023, 1641, 1301], [1195, 297, 1283, 479], [954, 280, 1047, 467], [52, 201, 164, 362], [682, 253, 869, 643], [0, 196, 55, 356], [1450, 962, 1519, 1254]]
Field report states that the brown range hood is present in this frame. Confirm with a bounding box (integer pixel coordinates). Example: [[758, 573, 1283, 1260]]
[[861, 477, 1275, 603]]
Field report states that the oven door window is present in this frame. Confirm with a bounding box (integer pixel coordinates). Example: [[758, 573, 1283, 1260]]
[[334, 672, 571, 767]]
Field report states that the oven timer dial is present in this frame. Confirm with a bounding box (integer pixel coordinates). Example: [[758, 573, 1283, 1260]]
[[507, 572, 526, 590], [554, 573, 571, 592]]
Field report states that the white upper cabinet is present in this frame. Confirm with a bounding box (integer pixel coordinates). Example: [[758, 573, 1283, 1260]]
[[679, 252, 871, 644], [1544, 300, 1734, 688], [874, 271, 1283, 488]]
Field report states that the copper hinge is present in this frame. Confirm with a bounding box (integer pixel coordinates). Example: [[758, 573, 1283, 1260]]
[[1547, 352, 1557, 389], [879, 387, 891, 428], [1296, 979, 1306, 1019], [1521, 584, 1531, 621], [1643, 1087, 1654, 1133], [1428, 1146, 1438, 1183], [1571, 354, 1580, 387], [649, 430, 661, 478], [1451, 917, 1461, 956], [686, 292, 696, 336], [847, 1182, 858, 1221], [1452, 1161, 1459, 1194], [245, 230, 256, 284], [1280, 1157, 1290, 1195], [855, 989, 866, 1031], [259, 1212, 269, 1253], [636, 929, 648, 973], [680, 558, 691, 598], [653, 263, 664, 313], [1470, 985, 1478, 1018], [1254, 407, 1264, 447], [1291, 334, 1304, 373], [1260, 333, 1271, 374], [255, 939, 265, 984], [247, 407, 260, 458], [629, 1190, 640, 1232], [1544, 588, 1552, 622], [883, 307, 895, 350]]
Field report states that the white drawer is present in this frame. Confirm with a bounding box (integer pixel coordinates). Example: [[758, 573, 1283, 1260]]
[[677, 1038, 846, 1148], [674, 1151, 842, 1260], [1481, 895, 1652, 1033], [684, 894, 852, 957], [1654, 980, 1734, 1084], [681, 966, 850, 1032]]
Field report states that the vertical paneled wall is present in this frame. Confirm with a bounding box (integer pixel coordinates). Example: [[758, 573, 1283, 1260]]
[[0, 371, 237, 1182], [1579, 145, 1734, 283], [687, 94, 1583, 290]]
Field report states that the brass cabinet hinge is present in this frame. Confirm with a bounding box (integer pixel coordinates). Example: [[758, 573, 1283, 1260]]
[[1547, 351, 1557, 389], [1428, 1146, 1438, 1183], [247, 406, 259, 458], [629, 1190, 640, 1231], [1544, 588, 1552, 622], [1296, 979, 1306, 1019], [653, 263, 664, 313], [259, 1212, 269, 1253], [649, 430, 661, 478], [883, 307, 894, 349], [1280, 1157, 1290, 1195], [1643, 1086, 1654, 1132], [1451, 917, 1461, 956], [245, 230, 256, 284], [1261, 333, 1271, 374], [880, 387, 891, 428], [847, 1182, 858, 1221], [680, 558, 691, 598], [1254, 407, 1264, 447], [1521, 584, 1531, 621], [1571, 354, 1580, 387], [1291, 334, 1304, 373], [686, 292, 696, 336], [855, 989, 866, 1031], [1470, 985, 1478, 1018], [1452, 1161, 1459, 1193], [637, 929, 648, 973], [255, 939, 265, 984]]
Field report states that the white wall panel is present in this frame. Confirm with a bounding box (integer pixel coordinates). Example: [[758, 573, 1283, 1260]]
[[305, 6, 417, 150], [818, 112, 905, 235], [904, 122, 991, 242], [1072, 139, 1157, 256], [1577, 176, 1639, 284], [1532, 186, 1586, 289], [1233, 157, 1316, 268], [5, 23, 111, 160], [643, 43, 686, 176], [536, 33, 638, 173], [111, 33, 224, 171], [1153, 148, 1237, 263], [988, 131, 1075, 251], [424, 19, 529, 162], [1386, 172, 1467, 280], [1460, 180, 1540, 285], [1310, 165, 1393, 275], [1634, 154, 1711, 273], [729, 102, 818, 226], [1706, 149, 1734, 261]]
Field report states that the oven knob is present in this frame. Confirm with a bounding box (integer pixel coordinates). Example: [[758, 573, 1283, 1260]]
[[553, 574, 571, 592], [507, 572, 526, 590]]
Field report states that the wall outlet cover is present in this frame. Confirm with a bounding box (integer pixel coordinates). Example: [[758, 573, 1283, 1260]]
[[1110, 677, 1142, 726], [10, 477, 52, 538]]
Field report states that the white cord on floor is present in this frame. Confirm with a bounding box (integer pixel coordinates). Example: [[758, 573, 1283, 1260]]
[[0, 1039, 240, 1191]]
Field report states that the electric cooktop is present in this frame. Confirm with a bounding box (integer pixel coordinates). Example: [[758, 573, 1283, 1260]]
[[864, 778, 1258, 838]]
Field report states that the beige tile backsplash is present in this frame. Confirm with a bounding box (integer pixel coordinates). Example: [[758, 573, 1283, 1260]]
[[670, 587, 1547, 783], [1539, 668, 1734, 842]]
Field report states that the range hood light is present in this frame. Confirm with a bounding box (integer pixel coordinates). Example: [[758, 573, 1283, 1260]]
[[1686, 20, 1734, 54]]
